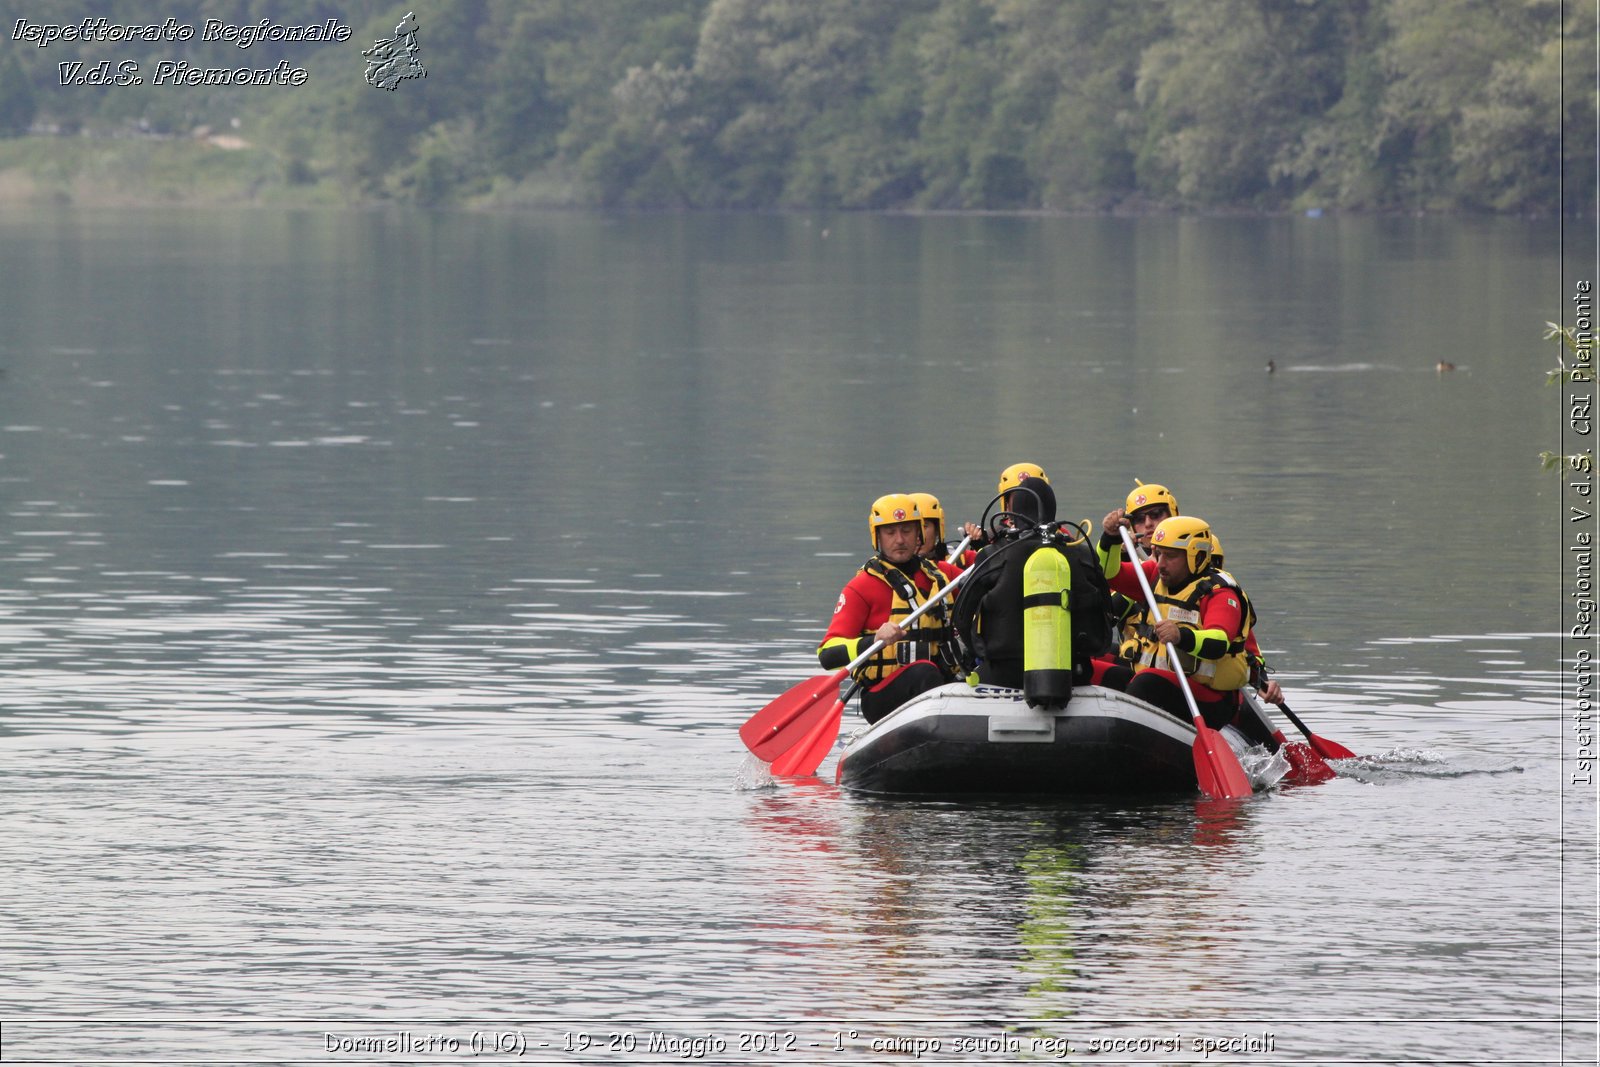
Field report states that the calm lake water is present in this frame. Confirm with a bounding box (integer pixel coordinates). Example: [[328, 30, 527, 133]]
[[0, 205, 1592, 1065]]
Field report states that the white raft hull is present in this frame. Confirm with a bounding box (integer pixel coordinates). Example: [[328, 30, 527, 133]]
[[834, 682, 1203, 796]]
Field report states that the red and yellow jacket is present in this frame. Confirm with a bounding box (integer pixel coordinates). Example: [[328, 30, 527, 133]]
[[818, 556, 951, 688], [1108, 559, 1254, 699]]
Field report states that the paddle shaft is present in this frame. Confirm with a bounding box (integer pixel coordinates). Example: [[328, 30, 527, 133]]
[[769, 537, 974, 775], [1243, 688, 1336, 784], [1274, 700, 1316, 741], [1274, 696, 1356, 759], [1252, 659, 1355, 759], [837, 548, 975, 676], [1119, 528, 1351, 767], [1133, 532, 1290, 741], [817, 533, 970, 728], [742, 536, 975, 762], [1119, 527, 1207, 727], [1118, 526, 1254, 800]]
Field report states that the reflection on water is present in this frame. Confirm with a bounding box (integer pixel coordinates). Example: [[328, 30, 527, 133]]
[[0, 207, 1587, 1064]]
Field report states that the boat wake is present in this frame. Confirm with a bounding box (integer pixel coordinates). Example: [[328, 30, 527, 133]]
[[732, 751, 786, 791], [1327, 747, 1526, 783]]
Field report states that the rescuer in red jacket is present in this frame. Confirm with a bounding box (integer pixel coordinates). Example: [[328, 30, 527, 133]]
[[907, 491, 964, 581], [1093, 481, 1283, 707], [817, 493, 956, 724], [1102, 515, 1259, 731]]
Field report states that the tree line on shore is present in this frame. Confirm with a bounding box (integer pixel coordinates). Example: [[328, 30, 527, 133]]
[[0, 0, 1589, 213]]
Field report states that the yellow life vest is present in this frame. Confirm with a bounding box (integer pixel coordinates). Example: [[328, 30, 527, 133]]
[[853, 557, 951, 684], [1133, 568, 1255, 691], [1111, 592, 1142, 665]]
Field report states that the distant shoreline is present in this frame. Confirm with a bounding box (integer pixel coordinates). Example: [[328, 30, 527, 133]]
[[0, 135, 1581, 219]]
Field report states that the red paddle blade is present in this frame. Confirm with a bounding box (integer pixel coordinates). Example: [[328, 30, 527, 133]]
[[1280, 741, 1337, 785], [1307, 734, 1357, 761], [769, 699, 843, 777], [740, 670, 846, 760], [1192, 725, 1255, 800], [1275, 701, 1358, 760]]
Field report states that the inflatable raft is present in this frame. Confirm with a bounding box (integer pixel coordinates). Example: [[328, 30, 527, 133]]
[[834, 682, 1279, 796]]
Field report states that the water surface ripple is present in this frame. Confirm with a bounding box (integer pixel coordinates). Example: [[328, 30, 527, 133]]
[[0, 208, 1589, 1065]]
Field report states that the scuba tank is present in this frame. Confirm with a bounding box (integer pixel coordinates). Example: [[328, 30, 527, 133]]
[[1021, 543, 1073, 709]]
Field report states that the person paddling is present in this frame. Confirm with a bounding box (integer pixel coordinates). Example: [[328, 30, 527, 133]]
[[1099, 516, 1270, 743], [817, 494, 957, 724], [1089, 480, 1180, 685], [1095, 481, 1284, 707], [907, 491, 963, 580], [1099, 479, 1180, 562]]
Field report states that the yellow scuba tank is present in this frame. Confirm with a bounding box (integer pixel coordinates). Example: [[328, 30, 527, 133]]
[[1021, 544, 1073, 710]]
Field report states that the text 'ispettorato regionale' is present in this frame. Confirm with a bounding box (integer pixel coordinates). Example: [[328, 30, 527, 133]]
[[12, 18, 352, 87]]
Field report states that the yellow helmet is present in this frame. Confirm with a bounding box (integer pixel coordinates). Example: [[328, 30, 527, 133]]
[[998, 462, 1049, 496], [1125, 479, 1179, 520], [1149, 515, 1217, 574], [868, 493, 921, 548], [907, 492, 944, 543]]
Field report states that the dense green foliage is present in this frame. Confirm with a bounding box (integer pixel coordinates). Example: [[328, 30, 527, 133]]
[[1541, 321, 1593, 471], [0, 0, 1590, 212]]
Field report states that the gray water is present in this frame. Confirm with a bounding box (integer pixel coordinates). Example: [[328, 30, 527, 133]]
[[0, 206, 1592, 1065]]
